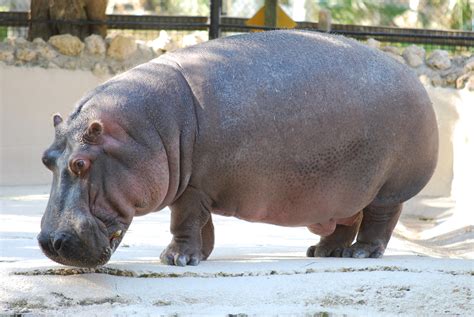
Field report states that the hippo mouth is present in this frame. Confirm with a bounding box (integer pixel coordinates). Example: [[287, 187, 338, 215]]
[[108, 228, 124, 252], [94, 213, 126, 253], [38, 213, 127, 268], [38, 234, 114, 268]]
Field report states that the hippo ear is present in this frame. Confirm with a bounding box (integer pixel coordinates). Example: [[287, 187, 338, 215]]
[[83, 120, 103, 144], [53, 113, 63, 127]]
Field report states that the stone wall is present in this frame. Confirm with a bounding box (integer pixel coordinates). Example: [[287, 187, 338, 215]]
[[366, 38, 473, 90], [0, 31, 208, 77], [0, 34, 158, 77], [0, 32, 472, 89]]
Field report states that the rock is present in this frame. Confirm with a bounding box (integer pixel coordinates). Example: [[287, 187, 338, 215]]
[[431, 74, 445, 87], [164, 31, 183, 52], [385, 52, 405, 64], [9, 37, 28, 48], [182, 33, 206, 47], [107, 34, 137, 61], [148, 30, 171, 52], [16, 48, 37, 62], [403, 52, 423, 67], [455, 72, 473, 89], [147, 30, 189, 52], [92, 62, 109, 77], [63, 59, 78, 70], [467, 75, 474, 91], [36, 45, 57, 60], [163, 31, 183, 52], [427, 50, 451, 70], [366, 38, 380, 49], [47, 62, 59, 69], [0, 46, 14, 63], [443, 68, 465, 85], [109, 61, 130, 74], [33, 39, 57, 61], [450, 55, 467, 68], [465, 56, 474, 72], [48, 34, 84, 56], [418, 74, 431, 86], [85, 34, 106, 56], [136, 43, 157, 60], [382, 46, 402, 55], [402, 45, 425, 68], [32, 37, 47, 46]]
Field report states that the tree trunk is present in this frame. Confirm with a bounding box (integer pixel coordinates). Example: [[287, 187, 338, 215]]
[[29, 0, 108, 41], [29, 0, 52, 40]]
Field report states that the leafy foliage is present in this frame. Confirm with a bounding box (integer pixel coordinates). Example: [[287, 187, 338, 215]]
[[148, 0, 210, 15], [450, 0, 472, 30], [0, 27, 7, 41], [319, 0, 408, 26]]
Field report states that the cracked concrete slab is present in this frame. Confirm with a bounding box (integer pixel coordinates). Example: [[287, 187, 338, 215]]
[[0, 186, 473, 316]]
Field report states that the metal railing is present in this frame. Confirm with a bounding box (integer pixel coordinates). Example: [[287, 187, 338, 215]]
[[0, 9, 472, 48]]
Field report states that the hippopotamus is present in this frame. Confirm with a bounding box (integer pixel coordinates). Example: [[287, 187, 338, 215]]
[[38, 30, 438, 267]]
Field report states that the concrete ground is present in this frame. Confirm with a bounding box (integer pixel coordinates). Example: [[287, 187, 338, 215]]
[[0, 186, 472, 316]]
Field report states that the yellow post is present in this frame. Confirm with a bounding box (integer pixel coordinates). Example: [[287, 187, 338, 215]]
[[246, 3, 297, 31]]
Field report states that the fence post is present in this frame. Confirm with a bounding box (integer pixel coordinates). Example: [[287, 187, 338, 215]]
[[265, 0, 277, 28], [318, 9, 332, 32], [209, 0, 221, 39]]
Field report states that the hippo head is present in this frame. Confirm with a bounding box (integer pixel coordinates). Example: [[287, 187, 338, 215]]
[[38, 108, 170, 267]]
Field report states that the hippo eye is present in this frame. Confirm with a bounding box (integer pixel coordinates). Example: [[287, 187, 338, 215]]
[[70, 158, 90, 176], [76, 160, 85, 169]]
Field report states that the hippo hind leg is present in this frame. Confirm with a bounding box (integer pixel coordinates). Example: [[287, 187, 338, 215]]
[[342, 203, 402, 258], [307, 212, 362, 257]]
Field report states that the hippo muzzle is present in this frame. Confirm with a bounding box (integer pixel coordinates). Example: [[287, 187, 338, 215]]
[[37, 208, 125, 268]]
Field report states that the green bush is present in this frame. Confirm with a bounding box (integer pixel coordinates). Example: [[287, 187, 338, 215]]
[[0, 27, 7, 41]]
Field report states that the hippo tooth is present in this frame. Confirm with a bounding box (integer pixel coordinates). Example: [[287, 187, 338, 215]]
[[112, 230, 122, 238]]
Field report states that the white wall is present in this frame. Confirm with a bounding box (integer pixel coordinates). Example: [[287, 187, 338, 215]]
[[419, 86, 474, 200], [0, 65, 109, 186]]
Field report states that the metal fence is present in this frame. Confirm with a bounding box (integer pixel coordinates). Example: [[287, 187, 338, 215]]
[[0, 0, 472, 53]]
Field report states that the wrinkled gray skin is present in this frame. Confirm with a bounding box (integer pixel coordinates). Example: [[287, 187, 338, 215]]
[[38, 30, 438, 267]]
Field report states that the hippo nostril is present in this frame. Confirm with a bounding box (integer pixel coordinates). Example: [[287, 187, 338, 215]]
[[52, 232, 68, 252], [37, 232, 53, 252]]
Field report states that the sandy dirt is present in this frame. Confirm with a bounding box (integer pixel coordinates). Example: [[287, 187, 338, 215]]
[[0, 186, 472, 316]]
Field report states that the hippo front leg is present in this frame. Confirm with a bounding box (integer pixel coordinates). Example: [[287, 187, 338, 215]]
[[342, 203, 402, 258], [160, 188, 214, 266]]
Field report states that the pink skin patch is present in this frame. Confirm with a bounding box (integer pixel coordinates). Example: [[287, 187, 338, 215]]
[[307, 212, 361, 236]]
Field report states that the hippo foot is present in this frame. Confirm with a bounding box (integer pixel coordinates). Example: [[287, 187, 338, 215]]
[[160, 242, 202, 266], [306, 244, 345, 257], [306, 214, 363, 258], [341, 241, 385, 258]]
